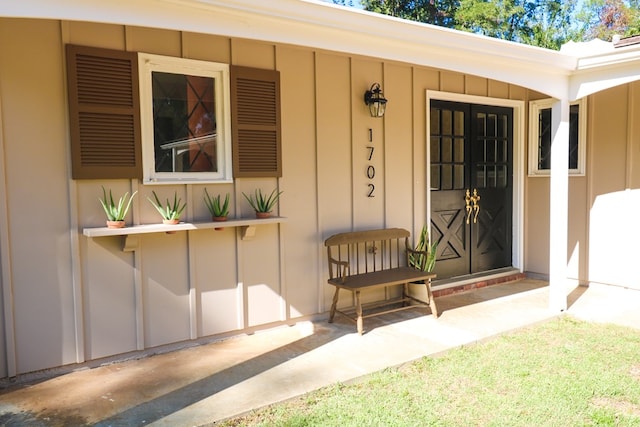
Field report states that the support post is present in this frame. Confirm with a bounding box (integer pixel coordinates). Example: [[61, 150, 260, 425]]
[[549, 99, 570, 312]]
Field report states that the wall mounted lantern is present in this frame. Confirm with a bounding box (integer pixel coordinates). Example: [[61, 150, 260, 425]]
[[364, 83, 387, 118]]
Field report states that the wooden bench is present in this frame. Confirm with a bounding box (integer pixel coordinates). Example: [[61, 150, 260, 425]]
[[324, 228, 438, 335]]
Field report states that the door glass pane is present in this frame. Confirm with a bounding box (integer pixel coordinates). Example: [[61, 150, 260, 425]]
[[497, 165, 507, 188], [442, 110, 452, 135], [487, 114, 497, 137], [442, 138, 453, 163], [499, 115, 508, 138], [431, 137, 441, 162], [454, 165, 465, 189], [442, 165, 452, 190], [454, 111, 465, 136], [476, 164, 486, 188], [430, 108, 440, 134], [497, 139, 506, 162], [454, 138, 464, 162], [486, 139, 496, 162], [431, 166, 440, 190]]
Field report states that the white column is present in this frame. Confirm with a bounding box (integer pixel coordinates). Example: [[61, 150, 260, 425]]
[[549, 99, 569, 312]]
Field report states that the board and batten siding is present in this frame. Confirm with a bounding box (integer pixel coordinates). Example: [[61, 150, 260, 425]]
[[0, 17, 584, 378]]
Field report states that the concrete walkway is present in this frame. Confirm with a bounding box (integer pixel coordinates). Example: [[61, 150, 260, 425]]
[[1, 279, 639, 426]]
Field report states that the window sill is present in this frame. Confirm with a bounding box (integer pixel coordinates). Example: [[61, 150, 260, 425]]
[[83, 217, 286, 251]]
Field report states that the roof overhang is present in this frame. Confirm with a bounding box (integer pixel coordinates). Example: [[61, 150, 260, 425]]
[[1, 0, 640, 101]]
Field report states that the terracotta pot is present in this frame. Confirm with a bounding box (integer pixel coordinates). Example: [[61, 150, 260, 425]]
[[106, 220, 125, 229], [212, 216, 228, 222], [255, 211, 271, 219], [163, 219, 180, 225]]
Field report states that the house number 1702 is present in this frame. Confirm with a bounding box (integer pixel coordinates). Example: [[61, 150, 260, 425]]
[[367, 145, 375, 197]]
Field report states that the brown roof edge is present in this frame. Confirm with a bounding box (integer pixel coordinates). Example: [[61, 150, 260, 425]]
[[613, 34, 640, 48]]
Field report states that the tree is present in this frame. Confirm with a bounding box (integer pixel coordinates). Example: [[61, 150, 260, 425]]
[[361, 0, 459, 28], [454, 0, 525, 41], [577, 0, 640, 41], [520, 0, 579, 49]]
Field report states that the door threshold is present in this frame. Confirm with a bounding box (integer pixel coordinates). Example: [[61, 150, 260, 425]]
[[431, 268, 524, 297]]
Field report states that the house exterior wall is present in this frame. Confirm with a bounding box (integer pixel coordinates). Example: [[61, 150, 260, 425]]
[[0, 17, 602, 377], [523, 81, 640, 291]]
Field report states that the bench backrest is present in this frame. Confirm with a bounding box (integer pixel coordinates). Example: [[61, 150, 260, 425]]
[[324, 228, 411, 278]]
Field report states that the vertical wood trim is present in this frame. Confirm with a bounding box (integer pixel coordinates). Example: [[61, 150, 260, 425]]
[[61, 23, 86, 366], [0, 85, 17, 377], [625, 85, 634, 189]]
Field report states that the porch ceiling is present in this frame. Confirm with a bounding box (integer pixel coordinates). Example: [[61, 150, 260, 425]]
[[2, 0, 639, 100]]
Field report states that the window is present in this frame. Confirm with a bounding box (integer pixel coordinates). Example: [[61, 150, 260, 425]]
[[66, 45, 281, 181], [528, 98, 586, 176], [138, 53, 232, 183]]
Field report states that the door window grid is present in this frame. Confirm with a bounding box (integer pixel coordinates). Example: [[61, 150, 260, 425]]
[[475, 113, 509, 189], [430, 107, 466, 191]]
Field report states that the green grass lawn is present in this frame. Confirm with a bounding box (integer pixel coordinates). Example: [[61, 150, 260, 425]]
[[219, 316, 640, 426]]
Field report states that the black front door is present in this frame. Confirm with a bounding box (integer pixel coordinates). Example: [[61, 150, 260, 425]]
[[429, 100, 513, 279]]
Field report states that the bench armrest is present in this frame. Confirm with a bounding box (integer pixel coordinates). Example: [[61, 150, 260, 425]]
[[406, 247, 430, 271], [328, 257, 350, 283]]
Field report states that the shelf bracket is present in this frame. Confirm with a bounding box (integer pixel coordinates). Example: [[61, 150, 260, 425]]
[[122, 235, 140, 252], [239, 225, 256, 241]]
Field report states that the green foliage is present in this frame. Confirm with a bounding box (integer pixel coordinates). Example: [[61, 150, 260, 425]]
[[147, 190, 187, 221], [359, 0, 640, 50], [455, 0, 526, 41], [408, 225, 438, 272], [242, 188, 283, 213], [221, 318, 640, 426], [99, 187, 137, 221], [577, 0, 640, 41], [362, 0, 458, 27], [203, 189, 230, 218]]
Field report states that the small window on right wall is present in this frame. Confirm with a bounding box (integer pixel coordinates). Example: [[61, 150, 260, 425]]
[[528, 98, 587, 176]]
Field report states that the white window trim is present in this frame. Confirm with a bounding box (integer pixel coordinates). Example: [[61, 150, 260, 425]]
[[138, 53, 233, 184], [528, 98, 587, 177]]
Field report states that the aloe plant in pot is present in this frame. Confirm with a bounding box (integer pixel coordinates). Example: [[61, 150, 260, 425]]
[[99, 186, 137, 229], [204, 189, 230, 222], [148, 190, 187, 225], [242, 188, 283, 218], [408, 225, 438, 282]]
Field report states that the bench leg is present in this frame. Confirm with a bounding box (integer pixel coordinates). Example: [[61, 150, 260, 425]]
[[328, 287, 340, 323], [425, 279, 438, 318], [355, 290, 363, 335]]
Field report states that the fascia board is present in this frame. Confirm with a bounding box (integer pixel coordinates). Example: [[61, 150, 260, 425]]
[[1, 0, 574, 97], [570, 60, 640, 100]]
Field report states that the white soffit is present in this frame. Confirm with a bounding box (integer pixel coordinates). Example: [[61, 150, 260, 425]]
[[2, 0, 630, 99]]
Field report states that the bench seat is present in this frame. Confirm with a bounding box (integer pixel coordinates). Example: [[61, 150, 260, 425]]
[[325, 228, 438, 334]]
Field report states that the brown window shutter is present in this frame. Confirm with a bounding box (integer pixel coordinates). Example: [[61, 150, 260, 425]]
[[66, 45, 142, 179], [230, 66, 282, 177]]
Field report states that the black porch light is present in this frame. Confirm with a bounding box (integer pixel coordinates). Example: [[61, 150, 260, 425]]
[[364, 83, 387, 118]]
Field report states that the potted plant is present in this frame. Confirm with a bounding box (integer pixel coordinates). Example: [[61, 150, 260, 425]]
[[148, 190, 187, 225], [99, 186, 137, 229], [204, 189, 230, 222], [409, 225, 438, 273], [242, 188, 283, 218]]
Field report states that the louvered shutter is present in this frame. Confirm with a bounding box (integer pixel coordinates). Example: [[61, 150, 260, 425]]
[[230, 66, 282, 177], [66, 45, 142, 179]]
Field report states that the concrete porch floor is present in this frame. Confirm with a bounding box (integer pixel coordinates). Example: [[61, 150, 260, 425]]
[[1, 279, 639, 426]]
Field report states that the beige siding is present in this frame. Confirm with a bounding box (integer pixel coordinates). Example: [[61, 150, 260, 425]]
[[0, 19, 77, 375], [277, 45, 320, 318], [0, 18, 567, 376]]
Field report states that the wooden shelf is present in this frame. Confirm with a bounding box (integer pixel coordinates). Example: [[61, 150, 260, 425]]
[[83, 217, 286, 251]]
